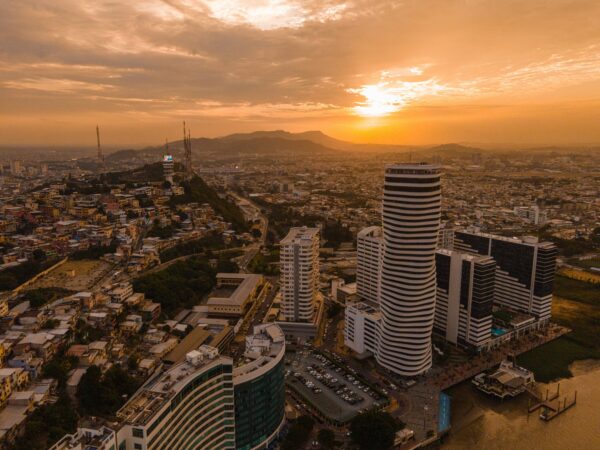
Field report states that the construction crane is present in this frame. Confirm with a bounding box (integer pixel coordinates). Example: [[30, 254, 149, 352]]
[[96, 125, 106, 176], [183, 121, 193, 180]]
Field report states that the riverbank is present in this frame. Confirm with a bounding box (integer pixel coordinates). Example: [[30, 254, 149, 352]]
[[517, 295, 600, 382], [442, 360, 600, 449]]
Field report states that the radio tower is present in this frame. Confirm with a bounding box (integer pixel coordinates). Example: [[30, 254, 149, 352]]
[[96, 125, 106, 176], [183, 121, 193, 180]]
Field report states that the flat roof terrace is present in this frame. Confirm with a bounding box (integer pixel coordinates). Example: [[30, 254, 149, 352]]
[[207, 273, 263, 309]]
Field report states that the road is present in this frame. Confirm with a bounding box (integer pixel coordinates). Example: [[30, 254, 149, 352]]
[[227, 191, 269, 272]]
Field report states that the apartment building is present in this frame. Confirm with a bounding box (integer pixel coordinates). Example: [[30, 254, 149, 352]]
[[279, 227, 320, 323], [454, 228, 557, 321], [434, 250, 496, 351]]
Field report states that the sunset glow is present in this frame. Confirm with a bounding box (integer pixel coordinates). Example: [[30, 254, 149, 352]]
[[2, 0, 600, 146]]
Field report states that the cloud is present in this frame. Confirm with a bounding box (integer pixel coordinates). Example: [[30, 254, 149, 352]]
[[1, 0, 600, 145], [200, 0, 349, 30], [3, 77, 113, 93]]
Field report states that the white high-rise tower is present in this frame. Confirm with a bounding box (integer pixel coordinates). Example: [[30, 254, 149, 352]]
[[376, 163, 442, 376], [280, 227, 320, 322], [356, 226, 383, 304]]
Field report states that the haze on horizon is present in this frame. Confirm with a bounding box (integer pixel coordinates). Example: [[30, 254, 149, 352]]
[[1, 0, 600, 148]]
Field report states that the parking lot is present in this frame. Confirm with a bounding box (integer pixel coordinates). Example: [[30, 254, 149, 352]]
[[285, 349, 385, 423]]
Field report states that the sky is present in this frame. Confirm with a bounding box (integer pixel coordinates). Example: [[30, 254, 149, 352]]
[[1, 0, 600, 147]]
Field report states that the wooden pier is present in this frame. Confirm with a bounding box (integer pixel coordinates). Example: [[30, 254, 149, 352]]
[[539, 392, 577, 421], [527, 383, 577, 420]]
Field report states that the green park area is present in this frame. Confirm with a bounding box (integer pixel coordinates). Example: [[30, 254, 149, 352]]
[[567, 256, 600, 271], [248, 248, 280, 275], [133, 256, 216, 317], [518, 275, 600, 382]]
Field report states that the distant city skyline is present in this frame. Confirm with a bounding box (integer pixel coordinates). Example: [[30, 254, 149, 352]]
[[2, 0, 600, 146]]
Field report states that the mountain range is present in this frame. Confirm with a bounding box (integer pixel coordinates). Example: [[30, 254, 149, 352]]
[[106, 130, 446, 162], [105, 130, 598, 162]]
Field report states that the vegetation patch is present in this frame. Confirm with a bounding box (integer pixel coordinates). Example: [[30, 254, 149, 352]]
[[518, 296, 600, 382], [77, 365, 140, 418], [349, 411, 402, 450], [554, 275, 600, 305], [0, 258, 59, 291], [248, 248, 280, 275], [159, 233, 230, 262], [567, 256, 600, 271], [133, 255, 216, 317], [281, 415, 314, 450], [21, 287, 75, 308], [170, 176, 249, 231], [71, 242, 118, 260]]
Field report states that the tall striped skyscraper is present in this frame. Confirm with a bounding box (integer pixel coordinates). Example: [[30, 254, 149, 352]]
[[376, 163, 442, 376]]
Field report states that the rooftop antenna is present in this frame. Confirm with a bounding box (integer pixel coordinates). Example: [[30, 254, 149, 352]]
[[96, 125, 105, 176]]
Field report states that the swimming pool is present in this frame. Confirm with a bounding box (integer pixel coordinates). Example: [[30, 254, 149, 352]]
[[491, 327, 507, 337]]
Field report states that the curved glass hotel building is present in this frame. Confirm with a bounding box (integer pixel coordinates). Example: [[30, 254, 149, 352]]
[[117, 346, 236, 450], [234, 324, 286, 450], [50, 324, 286, 450]]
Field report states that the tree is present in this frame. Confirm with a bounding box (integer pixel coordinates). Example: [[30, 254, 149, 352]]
[[350, 411, 397, 450], [13, 392, 78, 450], [170, 176, 249, 232], [77, 366, 107, 415], [281, 415, 314, 450], [23, 287, 74, 308], [32, 249, 47, 261], [77, 365, 140, 418], [216, 257, 239, 273], [127, 353, 140, 371], [318, 429, 336, 449], [133, 256, 216, 317], [42, 319, 59, 329], [42, 354, 78, 388]]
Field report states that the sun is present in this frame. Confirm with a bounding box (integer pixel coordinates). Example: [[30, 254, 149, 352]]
[[349, 83, 405, 117], [348, 75, 449, 118]]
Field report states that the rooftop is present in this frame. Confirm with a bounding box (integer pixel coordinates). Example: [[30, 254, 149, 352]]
[[207, 273, 263, 308], [117, 346, 230, 426], [233, 324, 285, 380], [458, 227, 556, 248], [280, 226, 319, 245]]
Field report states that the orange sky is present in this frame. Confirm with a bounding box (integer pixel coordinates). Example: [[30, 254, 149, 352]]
[[1, 0, 600, 147]]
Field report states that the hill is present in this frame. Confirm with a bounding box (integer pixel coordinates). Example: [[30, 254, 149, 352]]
[[105, 130, 418, 162], [106, 135, 339, 162], [170, 176, 249, 231]]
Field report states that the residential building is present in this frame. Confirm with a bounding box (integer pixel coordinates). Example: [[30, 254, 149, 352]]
[[356, 226, 383, 304], [162, 155, 174, 184], [514, 205, 547, 225], [434, 250, 496, 351], [344, 302, 381, 356], [454, 228, 558, 320], [279, 227, 320, 323]]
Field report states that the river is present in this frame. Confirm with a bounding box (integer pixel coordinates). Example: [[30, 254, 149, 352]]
[[441, 360, 600, 449]]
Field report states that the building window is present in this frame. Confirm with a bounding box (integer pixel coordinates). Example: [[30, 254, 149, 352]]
[[133, 428, 144, 438]]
